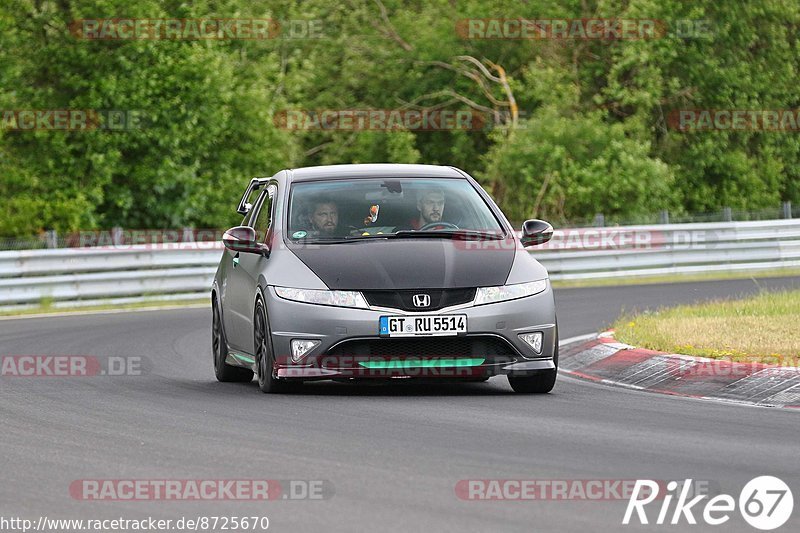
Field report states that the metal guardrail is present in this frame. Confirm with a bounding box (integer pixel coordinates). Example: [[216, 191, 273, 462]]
[[530, 219, 800, 280], [0, 219, 798, 309], [0, 245, 223, 309]]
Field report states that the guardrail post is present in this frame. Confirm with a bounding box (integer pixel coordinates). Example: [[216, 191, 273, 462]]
[[659, 210, 670, 224], [722, 207, 732, 222], [594, 213, 605, 227], [112, 226, 123, 246], [182, 227, 195, 243], [45, 229, 58, 249], [782, 201, 792, 219]]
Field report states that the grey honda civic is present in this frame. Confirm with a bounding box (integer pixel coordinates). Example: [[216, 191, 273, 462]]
[[211, 164, 557, 393]]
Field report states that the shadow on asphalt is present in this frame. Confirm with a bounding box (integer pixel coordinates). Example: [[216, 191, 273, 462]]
[[205, 378, 528, 397]]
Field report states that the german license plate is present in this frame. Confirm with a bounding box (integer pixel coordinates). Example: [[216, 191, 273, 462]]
[[379, 315, 467, 337]]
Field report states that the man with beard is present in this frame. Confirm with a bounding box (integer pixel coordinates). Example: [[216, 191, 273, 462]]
[[306, 197, 339, 236], [412, 188, 446, 229]]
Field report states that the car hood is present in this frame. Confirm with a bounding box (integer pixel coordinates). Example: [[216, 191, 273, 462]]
[[287, 238, 516, 290]]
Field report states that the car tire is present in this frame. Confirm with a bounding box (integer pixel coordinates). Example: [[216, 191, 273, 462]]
[[507, 328, 558, 394], [213, 297, 254, 383], [254, 296, 298, 394]]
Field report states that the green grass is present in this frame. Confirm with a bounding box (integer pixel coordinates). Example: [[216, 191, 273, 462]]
[[551, 267, 800, 288], [613, 289, 800, 363]]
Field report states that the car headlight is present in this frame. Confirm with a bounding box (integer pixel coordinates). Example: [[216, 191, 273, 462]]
[[274, 286, 369, 309], [474, 280, 548, 306]]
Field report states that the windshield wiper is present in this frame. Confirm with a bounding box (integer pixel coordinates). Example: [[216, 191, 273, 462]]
[[391, 230, 505, 240], [290, 230, 506, 244]]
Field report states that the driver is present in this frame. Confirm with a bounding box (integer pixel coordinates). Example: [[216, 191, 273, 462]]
[[306, 197, 339, 236], [412, 188, 446, 229]]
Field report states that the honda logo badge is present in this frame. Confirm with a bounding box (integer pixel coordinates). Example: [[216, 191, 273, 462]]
[[412, 294, 431, 307]]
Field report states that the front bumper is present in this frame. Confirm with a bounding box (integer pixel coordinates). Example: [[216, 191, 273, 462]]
[[264, 283, 557, 380]]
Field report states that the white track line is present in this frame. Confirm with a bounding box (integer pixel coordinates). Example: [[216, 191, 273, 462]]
[[558, 333, 597, 348], [0, 303, 208, 321]]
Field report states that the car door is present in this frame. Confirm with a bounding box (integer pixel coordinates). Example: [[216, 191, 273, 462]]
[[221, 184, 259, 348], [225, 184, 276, 354]]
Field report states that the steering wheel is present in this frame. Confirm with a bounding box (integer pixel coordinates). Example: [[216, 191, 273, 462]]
[[418, 221, 459, 231]]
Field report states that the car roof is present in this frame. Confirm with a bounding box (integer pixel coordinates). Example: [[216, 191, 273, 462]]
[[285, 164, 466, 182]]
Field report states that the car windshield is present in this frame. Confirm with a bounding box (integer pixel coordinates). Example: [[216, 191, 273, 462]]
[[287, 177, 504, 242]]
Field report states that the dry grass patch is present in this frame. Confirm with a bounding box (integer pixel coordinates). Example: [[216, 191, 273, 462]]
[[613, 289, 800, 363]]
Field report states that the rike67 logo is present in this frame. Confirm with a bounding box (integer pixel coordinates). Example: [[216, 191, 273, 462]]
[[624, 476, 793, 530]]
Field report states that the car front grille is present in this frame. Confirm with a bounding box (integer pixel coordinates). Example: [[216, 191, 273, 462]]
[[325, 335, 518, 359], [362, 288, 476, 311]]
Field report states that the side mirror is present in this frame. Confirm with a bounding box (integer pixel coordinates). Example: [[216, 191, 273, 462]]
[[520, 219, 553, 247], [222, 226, 270, 256]]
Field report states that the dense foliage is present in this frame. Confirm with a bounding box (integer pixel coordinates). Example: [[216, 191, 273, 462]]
[[1, 0, 797, 236]]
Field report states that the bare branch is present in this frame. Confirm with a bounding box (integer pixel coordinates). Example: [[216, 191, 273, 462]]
[[404, 89, 501, 125], [484, 59, 518, 128], [410, 90, 496, 114], [416, 60, 509, 107], [455, 55, 502, 82]]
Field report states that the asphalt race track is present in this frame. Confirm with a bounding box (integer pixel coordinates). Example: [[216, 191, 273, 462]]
[[2, 277, 799, 533]]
